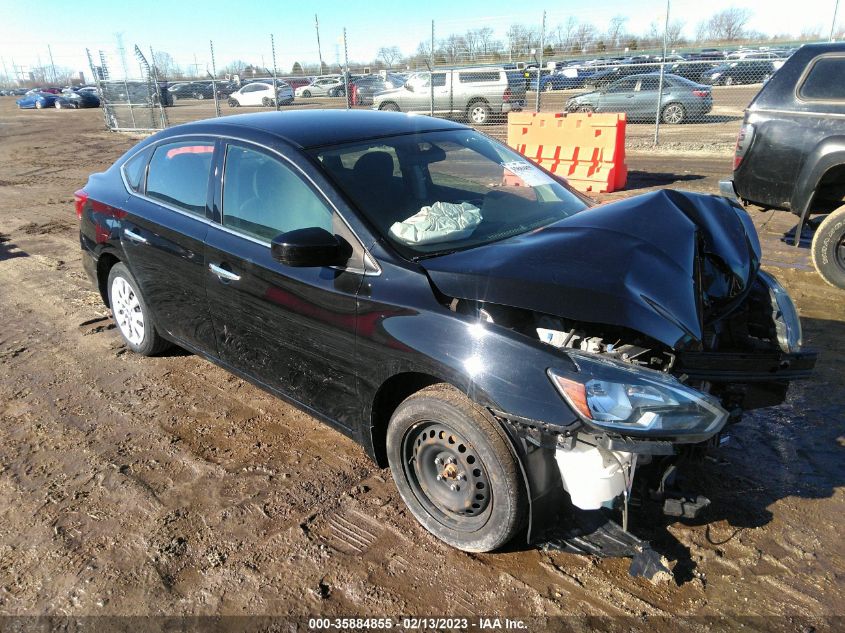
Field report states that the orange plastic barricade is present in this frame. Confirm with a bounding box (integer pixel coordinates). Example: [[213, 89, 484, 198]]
[[506, 111, 627, 193]]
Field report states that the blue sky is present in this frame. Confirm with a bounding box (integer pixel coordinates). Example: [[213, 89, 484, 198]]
[[0, 0, 839, 80]]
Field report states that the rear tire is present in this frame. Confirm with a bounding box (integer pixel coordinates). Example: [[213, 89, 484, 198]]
[[196, 93, 205, 100], [107, 262, 171, 356], [386, 384, 527, 553], [262, 97, 271, 107], [379, 102, 400, 112], [661, 102, 686, 124], [811, 206, 845, 290], [35, 101, 43, 109], [543, 82, 555, 92], [228, 98, 238, 107], [55, 101, 63, 109], [302, 89, 311, 98], [467, 101, 492, 125], [724, 76, 734, 86]]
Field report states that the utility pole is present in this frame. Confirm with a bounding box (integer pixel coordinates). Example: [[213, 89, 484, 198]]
[[1, 57, 9, 86], [315, 14, 324, 74], [343, 28, 350, 110], [271, 34, 279, 112], [47, 45, 57, 84], [654, 0, 670, 145], [831, 0, 841, 41]]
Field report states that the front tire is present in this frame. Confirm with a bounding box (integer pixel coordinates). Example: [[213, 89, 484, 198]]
[[379, 102, 400, 112], [228, 98, 238, 107], [107, 262, 171, 356], [35, 101, 43, 109], [55, 101, 63, 109], [386, 384, 527, 553], [302, 89, 311, 98], [811, 206, 845, 290], [544, 82, 555, 92], [196, 93, 205, 100]]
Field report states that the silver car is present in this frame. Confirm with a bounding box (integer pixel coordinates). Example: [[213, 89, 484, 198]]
[[565, 73, 713, 124], [373, 66, 526, 125]]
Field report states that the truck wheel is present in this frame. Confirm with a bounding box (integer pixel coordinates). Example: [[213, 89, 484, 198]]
[[811, 206, 845, 290], [467, 101, 492, 125], [386, 384, 527, 553]]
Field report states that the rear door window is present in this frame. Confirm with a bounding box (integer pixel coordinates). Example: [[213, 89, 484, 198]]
[[799, 55, 845, 101], [146, 140, 214, 215]]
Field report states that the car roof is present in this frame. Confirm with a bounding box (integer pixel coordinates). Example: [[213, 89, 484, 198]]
[[167, 109, 469, 149]]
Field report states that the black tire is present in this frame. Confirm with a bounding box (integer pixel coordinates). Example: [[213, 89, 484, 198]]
[[467, 100, 492, 125], [379, 102, 400, 112], [228, 98, 238, 107], [543, 82, 555, 92], [576, 104, 595, 113], [196, 93, 205, 100], [302, 89, 311, 98], [661, 102, 686, 124], [811, 206, 845, 290], [724, 75, 734, 86], [262, 97, 271, 107], [107, 262, 171, 356], [386, 384, 527, 553]]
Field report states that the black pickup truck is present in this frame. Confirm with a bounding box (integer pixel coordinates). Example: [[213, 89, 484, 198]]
[[720, 43, 845, 289]]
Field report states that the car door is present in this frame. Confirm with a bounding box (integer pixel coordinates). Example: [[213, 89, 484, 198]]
[[120, 138, 217, 352], [597, 78, 637, 113], [239, 84, 262, 105], [632, 76, 661, 118], [203, 140, 365, 428]]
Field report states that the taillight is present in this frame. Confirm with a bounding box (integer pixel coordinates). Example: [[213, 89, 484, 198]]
[[74, 189, 88, 219], [733, 123, 755, 171], [503, 87, 512, 103], [692, 89, 710, 98]]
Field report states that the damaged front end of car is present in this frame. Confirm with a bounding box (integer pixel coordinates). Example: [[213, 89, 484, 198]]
[[420, 189, 817, 579]]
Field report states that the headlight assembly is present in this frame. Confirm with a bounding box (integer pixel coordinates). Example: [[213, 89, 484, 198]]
[[757, 270, 802, 353], [548, 353, 728, 442]]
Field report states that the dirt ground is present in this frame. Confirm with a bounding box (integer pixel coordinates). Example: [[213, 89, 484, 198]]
[[0, 99, 843, 628]]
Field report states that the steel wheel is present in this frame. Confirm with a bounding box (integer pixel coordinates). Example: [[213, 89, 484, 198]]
[[662, 102, 685, 124], [403, 422, 492, 528], [386, 384, 527, 552], [724, 75, 734, 86], [111, 276, 144, 346], [228, 98, 238, 107], [468, 101, 491, 125]]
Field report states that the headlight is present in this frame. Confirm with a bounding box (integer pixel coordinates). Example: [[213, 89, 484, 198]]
[[757, 270, 802, 353], [548, 353, 728, 441], [711, 72, 722, 79]]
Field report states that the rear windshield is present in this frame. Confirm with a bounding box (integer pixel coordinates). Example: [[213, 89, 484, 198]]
[[309, 129, 588, 259]]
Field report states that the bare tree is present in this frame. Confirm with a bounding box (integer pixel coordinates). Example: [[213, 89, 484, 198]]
[[477, 26, 497, 56], [698, 7, 752, 42], [377, 46, 402, 69], [441, 34, 467, 63], [151, 50, 180, 80], [552, 16, 577, 52], [606, 15, 628, 50], [464, 29, 480, 60], [666, 20, 686, 47], [222, 59, 249, 78], [573, 22, 597, 53]]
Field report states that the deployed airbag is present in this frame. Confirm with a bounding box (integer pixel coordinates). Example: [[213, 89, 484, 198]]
[[389, 201, 481, 245]]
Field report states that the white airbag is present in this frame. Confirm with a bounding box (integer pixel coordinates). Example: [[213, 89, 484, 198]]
[[389, 201, 481, 245]]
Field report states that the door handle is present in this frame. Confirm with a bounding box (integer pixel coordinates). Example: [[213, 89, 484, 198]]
[[124, 228, 148, 244], [209, 263, 241, 282]]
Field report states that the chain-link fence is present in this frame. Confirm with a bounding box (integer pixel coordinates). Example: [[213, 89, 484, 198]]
[[60, 2, 841, 146]]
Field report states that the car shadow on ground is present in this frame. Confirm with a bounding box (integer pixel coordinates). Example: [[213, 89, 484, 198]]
[[0, 233, 28, 262], [625, 171, 706, 191]]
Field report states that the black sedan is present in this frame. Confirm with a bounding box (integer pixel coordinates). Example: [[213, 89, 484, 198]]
[[700, 61, 776, 85], [75, 110, 814, 570]]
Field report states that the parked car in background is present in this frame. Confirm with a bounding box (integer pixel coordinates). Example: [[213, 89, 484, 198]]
[[720, 42, 845, 289], [168, 81, 214, 100], [99, 81, 173, 106], [15, 91, 60, 109], [295, 77, 345, 97], [583, 63, 661, 88], [565, 73, 712, 124], [373, 66, 526, 125], [349, 75, 393, 105], [55, 89, 100, 109], [667, 61, 719, 82], [74, 109, 814, 574], [538, 68, 593, 92], [278, 76, 313, 90], [228, 81, 294, 107], [700, 61, 776, 85]]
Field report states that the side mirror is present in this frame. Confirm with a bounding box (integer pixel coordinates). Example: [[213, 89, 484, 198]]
[[270, 227, 350, 268]]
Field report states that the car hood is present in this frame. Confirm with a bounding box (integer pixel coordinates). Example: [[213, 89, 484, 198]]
[[420, 190, 761, 350]]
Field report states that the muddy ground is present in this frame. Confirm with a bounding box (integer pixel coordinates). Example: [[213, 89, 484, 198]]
[[0, 99, 843, 627]]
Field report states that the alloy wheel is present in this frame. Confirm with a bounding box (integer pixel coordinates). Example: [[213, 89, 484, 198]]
[[111, 276, 145, 346], [663, 103, 685, 124]]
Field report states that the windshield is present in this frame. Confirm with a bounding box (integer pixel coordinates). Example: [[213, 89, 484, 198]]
[[310, 129, 588, 259]]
